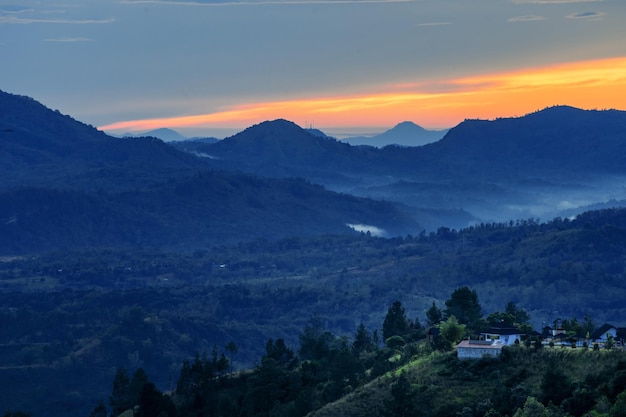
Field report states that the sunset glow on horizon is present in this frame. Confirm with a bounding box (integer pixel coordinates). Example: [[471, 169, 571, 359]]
[[99, 56, 626, 135]]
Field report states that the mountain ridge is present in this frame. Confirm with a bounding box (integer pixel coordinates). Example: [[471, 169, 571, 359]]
[[4, 90, 626, 248], [344, 121, 448, 147], [0, 91, 419, 253]]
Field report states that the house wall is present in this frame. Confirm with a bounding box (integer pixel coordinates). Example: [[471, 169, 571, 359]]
[[595, 328, 617, 342], [457, 347, 502, 359]]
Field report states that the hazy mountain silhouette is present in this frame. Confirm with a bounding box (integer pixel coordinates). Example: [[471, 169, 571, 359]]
[[0, 173, 418, 253], [195, 106, 626, 227], [305, 127, 332, 138], [0, 90, 210, 189], [0, 90, 419, 253], [202, 119, 387, 183], [344, 121, 447, 147], [4, 89, 626, 248], [135, 127, 188, 141], [204, 107, 626, 180], [426, 106, 626, 178]]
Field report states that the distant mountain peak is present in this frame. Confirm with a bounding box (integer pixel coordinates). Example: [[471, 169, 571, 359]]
[[247, 118, 303, 132], [139, 128, 188, 142], [383, 121, 428, 135], [344, 121, 447, 147], [221, 119, 318, 145]]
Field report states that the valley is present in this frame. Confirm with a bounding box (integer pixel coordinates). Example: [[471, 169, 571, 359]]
[[1, 90, 626, 416]]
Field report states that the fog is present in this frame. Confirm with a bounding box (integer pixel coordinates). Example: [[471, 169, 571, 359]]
[[338, 174, 626, 233]]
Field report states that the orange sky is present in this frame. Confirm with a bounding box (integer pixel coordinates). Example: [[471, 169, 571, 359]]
[[99, 56, 626, 134]]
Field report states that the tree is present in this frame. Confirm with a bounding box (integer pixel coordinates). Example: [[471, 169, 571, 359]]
[[541, 364, 571, 406], [109, 368, 132, 417], [298, 315, 334, 361], [611, 391, 626, 417], [353, 323, 374, 354], [444, 287, 483, 331], [383, 301, 409, 342], [225, 341, 238, 375], [109, 368, 151, 417], [386, 335, 406, 350], [512, 396, 550, 417], [242, 354, 297, 416], [129, 368, 150, 406], [87, 400, 107, 417], [136, 382, 176, 417], [265, 338, 297, 368], [606, 334, 616, 350], [385, 374, 419, 417], [426, 302, 442, 327], [438, 316, 466, 349], [505, 301, 530, 326], [582, 314, 595, 338]]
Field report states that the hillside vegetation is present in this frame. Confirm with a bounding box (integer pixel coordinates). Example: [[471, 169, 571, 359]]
[[34, 296, 626, 417], [2, 208, 626, 416], [3, 90, 626, 417]]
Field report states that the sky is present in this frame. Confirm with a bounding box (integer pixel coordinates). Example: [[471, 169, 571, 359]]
[[1, 0, 626, 138]]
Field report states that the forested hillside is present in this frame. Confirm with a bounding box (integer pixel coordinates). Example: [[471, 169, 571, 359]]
[[13, 289, 626, 417], [0, 172, 418, 253], [2, 208, 626, 416], [3, 90, 626, 417]]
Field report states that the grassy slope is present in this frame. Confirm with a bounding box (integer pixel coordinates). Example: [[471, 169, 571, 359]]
[[309, 346, 625, 417]]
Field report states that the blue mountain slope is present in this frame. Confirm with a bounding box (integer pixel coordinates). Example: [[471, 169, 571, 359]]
[[345, 121, 447, 147]]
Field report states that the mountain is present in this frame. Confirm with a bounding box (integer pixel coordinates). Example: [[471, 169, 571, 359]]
[[169, 136, 222, 157], [426, 105, 626, 177], [201, 107, 626, 182], [0, 90, 210, 189], [4, 90, 626, 417], [0, 91, 419, 253], [344, 121, 447, 147], [0, 173, 418, 253], [305, 127, 332, 138], [136, 127, 188, 141], [188, 106, 626, 227], [4, 89, 626, 250], [201, 119, 385, 183]]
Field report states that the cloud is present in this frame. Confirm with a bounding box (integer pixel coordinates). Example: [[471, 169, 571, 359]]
[[44, 37, 94, 42], [512, 0, 602, 3], [119, 0, 419, 5], [0, 4, 115, 25], [566, 11, 604, 19], [508, 14, 545, 22], [97, 56, 626, 133], [0, 16, 115, 24], [0, 6, 35, 13], [346, 224, 386, 237], [417, 22, 452, 27]]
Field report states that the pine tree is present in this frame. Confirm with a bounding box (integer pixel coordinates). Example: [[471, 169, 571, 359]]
[[353, 323, 374, 354], [444, 287, 483, 331], [385, 374, 418, 417], [383, 301, 409, 342], [109, 368, 132, 417], [426, 302, 442, 327]]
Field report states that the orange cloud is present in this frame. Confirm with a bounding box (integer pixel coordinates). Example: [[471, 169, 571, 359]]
[[99, 56, 626, 132]]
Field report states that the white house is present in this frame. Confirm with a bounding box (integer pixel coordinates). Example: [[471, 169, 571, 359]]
[[591, 323, 618, 345], [480, 327, 524, 346], [457, 340, 504, 359]]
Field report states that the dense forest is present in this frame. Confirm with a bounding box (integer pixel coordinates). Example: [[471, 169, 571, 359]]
[[7, 290, 626, 417], [1, 207, 626, 416]]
